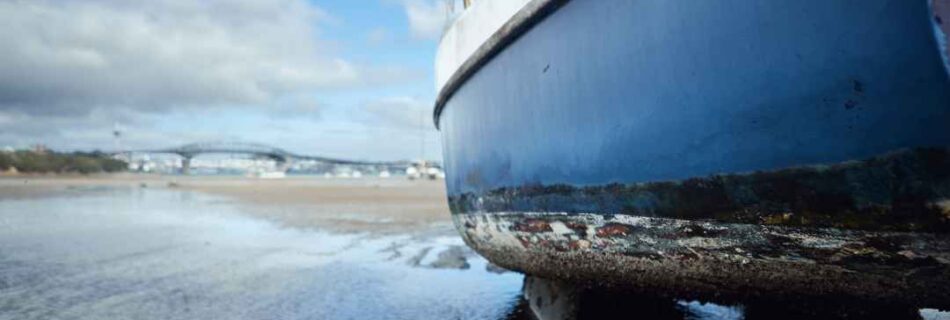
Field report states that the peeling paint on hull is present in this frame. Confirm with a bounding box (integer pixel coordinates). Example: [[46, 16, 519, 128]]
[[456, 212, 950, 308], [448, 148, 950, 308]]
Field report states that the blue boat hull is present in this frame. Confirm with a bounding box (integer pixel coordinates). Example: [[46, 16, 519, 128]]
[[436, 0, 950, 307]]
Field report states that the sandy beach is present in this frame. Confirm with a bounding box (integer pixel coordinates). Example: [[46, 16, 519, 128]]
[[0, 174, 452, 233]]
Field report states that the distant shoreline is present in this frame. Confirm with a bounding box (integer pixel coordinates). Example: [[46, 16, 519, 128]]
[[0, 175, 452, 233]]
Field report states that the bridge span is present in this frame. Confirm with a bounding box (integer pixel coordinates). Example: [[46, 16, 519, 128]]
[[120, 141, 412, 174]]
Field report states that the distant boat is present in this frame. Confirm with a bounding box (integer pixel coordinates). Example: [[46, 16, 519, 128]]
[[406, 160, 444, 180], [434, 0, 950, 308]]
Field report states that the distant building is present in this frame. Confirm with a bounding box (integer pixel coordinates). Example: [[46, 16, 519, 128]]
[[31, 144, 48, 154]]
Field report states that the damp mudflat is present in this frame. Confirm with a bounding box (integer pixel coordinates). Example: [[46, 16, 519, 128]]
[[0, 178, 944, 320]]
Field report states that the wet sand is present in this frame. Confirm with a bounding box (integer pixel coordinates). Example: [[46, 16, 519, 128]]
[[179, 177, 452, 233], [0, 174, 452, 233]]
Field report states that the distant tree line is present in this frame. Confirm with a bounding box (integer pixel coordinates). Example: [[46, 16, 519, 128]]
[[0, 150, 127, 174]]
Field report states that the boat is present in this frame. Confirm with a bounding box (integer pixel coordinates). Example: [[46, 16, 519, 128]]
[[433, 0, 950, 309]]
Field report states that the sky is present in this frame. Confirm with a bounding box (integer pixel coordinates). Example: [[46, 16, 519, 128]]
[[0, 0, 460, 161]]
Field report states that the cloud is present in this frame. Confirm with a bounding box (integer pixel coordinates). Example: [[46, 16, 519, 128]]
[[0, 0, 408, 117], [0, 108, 147, 150], [0, 0, 440, 160], [267, 96, 324, 120], [360, 96, 432, 130], [354, 96, 442, 160], [366, 27, 392, 46], [400, 0, 453, 40]]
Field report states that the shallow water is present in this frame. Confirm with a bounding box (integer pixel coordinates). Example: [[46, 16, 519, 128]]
[[0, 186, 944, 319], [0, 187, 524, 320]]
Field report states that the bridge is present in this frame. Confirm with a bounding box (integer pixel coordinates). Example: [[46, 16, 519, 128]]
[[120, 141, 412, 174]]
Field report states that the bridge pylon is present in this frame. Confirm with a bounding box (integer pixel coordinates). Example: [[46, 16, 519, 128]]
[[179, 154, 194, 175], [275, 157, 293, 173]]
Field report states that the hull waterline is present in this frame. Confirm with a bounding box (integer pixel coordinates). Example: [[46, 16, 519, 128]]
[[435, 0, 950, 307]]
